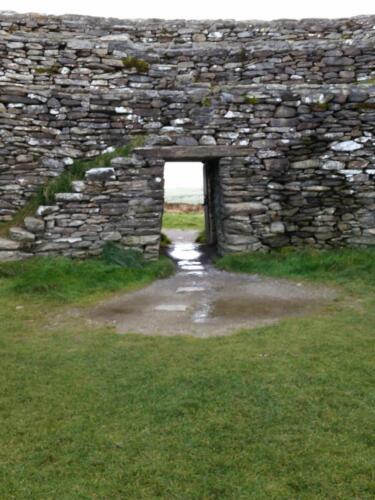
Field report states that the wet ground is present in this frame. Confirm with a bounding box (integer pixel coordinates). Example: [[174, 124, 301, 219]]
[[84, 230, 336, 337]]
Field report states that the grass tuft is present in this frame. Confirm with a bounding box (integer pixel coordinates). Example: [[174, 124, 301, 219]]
[[101, 242, 146, 269], [40, 144, 132, 205]]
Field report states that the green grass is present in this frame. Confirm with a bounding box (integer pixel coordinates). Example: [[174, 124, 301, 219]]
[[217, 247, 375, 294], [0, 251, 173, 304], [0, 248, 374, 497], [162, 210, 205, 230]]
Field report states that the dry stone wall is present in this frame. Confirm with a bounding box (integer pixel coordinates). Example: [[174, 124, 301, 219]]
[[0, 12, 374, 259]]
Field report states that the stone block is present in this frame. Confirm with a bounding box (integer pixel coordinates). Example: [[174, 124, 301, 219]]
[[291, 159, 320, 169], [330, 141, 363, 152], [55, 193, 86, 202], [24, 217, 45, 233], [225, 202, 267, 215], [67, 39, 94, 50], [270, 221, 285, 234], [85, 168, 116, 182], [275, 105, 296, 118], [9, 227, 35, 242], [0, 237, 20, 251], [270, 118, 298, 128], [102, 231, 122, 241]]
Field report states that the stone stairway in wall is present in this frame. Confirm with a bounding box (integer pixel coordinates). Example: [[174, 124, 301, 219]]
[[0, 158, 130, 262]]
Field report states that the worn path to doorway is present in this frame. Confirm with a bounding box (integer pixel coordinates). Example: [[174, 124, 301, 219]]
[[83, 230, 336, 337]]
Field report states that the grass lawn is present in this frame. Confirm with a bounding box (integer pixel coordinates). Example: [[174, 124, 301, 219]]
[[0, 247, 374, 498], [162, 210, 204, 230]]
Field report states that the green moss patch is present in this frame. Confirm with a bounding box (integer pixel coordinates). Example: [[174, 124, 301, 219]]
[[122, 56, 150, 73]]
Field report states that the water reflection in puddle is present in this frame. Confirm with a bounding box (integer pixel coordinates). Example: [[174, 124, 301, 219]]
[[193, 301, 211, 323], [169, 242, 205, 275], [168, 240, 209, 321]]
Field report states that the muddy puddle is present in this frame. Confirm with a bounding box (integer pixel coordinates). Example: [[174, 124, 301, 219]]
[[82, 229, 336, 337]]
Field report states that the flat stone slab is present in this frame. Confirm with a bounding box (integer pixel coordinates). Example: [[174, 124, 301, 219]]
[[154, 304, 189, 312], [0, 237, 20, 251], [134, 146, 255, 160], [177, 287, 206, 293], [0, 251, 32, 262], [9, 227, 35, 242]]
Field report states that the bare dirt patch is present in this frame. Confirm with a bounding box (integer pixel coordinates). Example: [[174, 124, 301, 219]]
[[81, 230, 336, 337]]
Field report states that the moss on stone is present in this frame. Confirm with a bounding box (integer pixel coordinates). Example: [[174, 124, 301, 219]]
[[354, 102, 375, 110], [312, 102, 330, 111], [122, 56, 150, 73], [244, 96, 259, 105], [238, 48, 247, 62], [35, 64, 60, 76], [357, 78, 375, 85], [201, 97, 212, 107], [301, 135, 319, 146]]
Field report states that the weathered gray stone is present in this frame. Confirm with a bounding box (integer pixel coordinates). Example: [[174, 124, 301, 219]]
[[270, 222, 285, 234], [270, 118, 298, 128], [24, 217, 45, 233], [9, 227, 35, 242], [102, 231, 122, 241], [199, 135, 217, 145], [330, 140, 363, 152], [321, 160, 345, 170], [67, 39, 94, 50], [0, 237, 20, 250], [291, 159, 320, 169], [176, 136, 199, 146], [36, 206, 59, 217], [0, 251, 32, 262], [55, 193, 85, 202], [85, 168, 116, 182], [275, 106, 296, 118], [72, 181, 86, 192], [225, 202, 267, 215]]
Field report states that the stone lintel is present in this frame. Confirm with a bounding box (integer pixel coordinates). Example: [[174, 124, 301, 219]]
[[134, 146, 255, 161]]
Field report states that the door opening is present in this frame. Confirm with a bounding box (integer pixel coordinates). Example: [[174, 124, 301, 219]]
[[162, 161, 218, 247]]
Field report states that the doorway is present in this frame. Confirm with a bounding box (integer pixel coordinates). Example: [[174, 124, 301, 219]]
[[162, 161, 218, 247]]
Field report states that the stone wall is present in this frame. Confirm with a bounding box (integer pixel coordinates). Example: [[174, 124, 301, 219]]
[[24, 155, 164, 260], [0, 12, 374, 259]]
